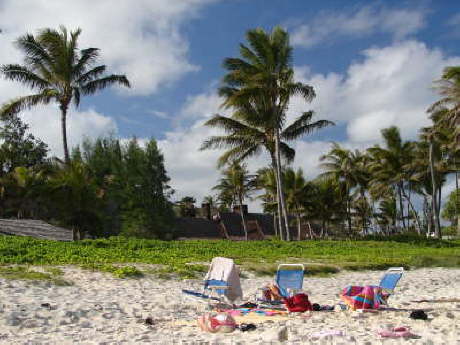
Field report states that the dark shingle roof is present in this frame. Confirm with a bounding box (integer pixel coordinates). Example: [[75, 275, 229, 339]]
[[0, 219, 73, 241], [219, 212, 275, 237], [173, 217, 222, 239]]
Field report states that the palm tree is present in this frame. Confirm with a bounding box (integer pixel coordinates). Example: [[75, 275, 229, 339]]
[[432, 66, 460, 144], [367, 127, 414, 231], [430, 67, 460, 234], [320, 143, 361, 234], [213, 162, 254, 240], [283, 168, 310, 240], [0, 26, 130, 164], [419, 110, 451, 238], [202, 27, 333, 240]]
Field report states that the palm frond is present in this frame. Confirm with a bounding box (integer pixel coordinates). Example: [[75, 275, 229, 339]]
[[282, 111, 334, 141], [0, 64, 50, 89], [73, 48, 100, 76], [80, 74, 130, 95], [76, 65, 106, 84], [0, 91, 57, 118]]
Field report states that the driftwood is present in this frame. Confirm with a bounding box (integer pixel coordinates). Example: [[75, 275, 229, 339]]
[[0, 219, 73, 241]]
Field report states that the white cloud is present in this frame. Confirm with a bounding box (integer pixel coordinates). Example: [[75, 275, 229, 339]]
[[180, 89, 223, 120], [20, 106, 117, 158], [293, 40, 460, 142], [291, 4, 426, 48], [0, 0, 215, 95]]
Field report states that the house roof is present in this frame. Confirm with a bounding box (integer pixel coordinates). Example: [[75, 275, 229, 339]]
[[173, 217, 222, 239], [219, 212, 275, 237], [0, 219, 73, 241]]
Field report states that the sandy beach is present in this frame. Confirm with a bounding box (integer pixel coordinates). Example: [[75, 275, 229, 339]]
[[0, 267, 460, 345], [0, 267, 459, 344]]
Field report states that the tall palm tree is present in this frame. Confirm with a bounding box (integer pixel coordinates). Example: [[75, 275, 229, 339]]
[[320, 143, 360, 234], [0, 26, 130, 164], [367, 127, 414, 231], [431, 66, 460, 144], [202, 27, 333, 240], [430, 67, 460, 234], [420, 110, 450, 238]]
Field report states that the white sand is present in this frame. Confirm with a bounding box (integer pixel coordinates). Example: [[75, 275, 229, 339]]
[[0, 267, 459, 344]]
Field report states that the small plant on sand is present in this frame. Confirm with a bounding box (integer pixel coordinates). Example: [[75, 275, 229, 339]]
[[80, 263, 143, 278]]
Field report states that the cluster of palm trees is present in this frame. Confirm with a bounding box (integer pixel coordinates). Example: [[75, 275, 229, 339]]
[[0, 25, 458, 240], [202, 27, 459, 240]]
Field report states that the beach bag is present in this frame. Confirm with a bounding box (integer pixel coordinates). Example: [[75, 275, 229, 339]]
[[197, 312, 236, 333], [283, 293, 313, 312], [340, 285, 383, 310]]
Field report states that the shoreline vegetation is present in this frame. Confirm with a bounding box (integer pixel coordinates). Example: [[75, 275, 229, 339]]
[[1, 235, 459, 282]]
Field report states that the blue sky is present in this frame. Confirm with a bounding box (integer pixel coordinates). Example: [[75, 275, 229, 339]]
[[0, 0, 459, 207]]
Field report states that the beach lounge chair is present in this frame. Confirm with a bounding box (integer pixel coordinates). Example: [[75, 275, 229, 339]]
[[378, 267, 404, 302], [182, 257, 242, 304], [257, 264, 305, 304]]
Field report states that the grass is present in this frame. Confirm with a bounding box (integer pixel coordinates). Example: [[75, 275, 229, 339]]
[[0, 266, 72, 286], [0, 234, 458, 279]]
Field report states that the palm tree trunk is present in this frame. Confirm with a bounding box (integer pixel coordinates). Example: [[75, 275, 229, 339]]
[[296, 212, 301, 241], [398, 184, 406, 231], [273, 212, 278, 238], [271, 154, 284, 240], [275, 130, 290, 241], [401, 189, 422, 235], [429, 141, 441, 239], [276, 182, 284, 240], [307, 221, 314, 239], [346, 183, 352, 235], [239, 195, 248, 241], [60, 104, 70, 164]]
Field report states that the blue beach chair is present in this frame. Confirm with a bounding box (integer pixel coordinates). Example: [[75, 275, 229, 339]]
[[378, 267, 404, 304], [276, 264, 305, 297], [257, 264, 305, 305]]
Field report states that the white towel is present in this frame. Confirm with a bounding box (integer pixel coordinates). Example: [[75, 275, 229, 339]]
[[205, 257, 242, 302]]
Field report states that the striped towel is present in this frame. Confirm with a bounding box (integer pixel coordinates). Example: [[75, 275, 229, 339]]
[[340, 285, 383, 310]]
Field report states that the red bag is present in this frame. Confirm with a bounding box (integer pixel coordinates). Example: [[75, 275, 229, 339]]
[[283, 293, 313, 312]]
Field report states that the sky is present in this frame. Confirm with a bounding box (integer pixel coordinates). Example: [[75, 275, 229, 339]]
[[0, 0, 459, 210]]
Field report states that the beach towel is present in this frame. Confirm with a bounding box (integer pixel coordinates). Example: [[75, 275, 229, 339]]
[[204, 257, 242, 302], [340, 285, 383, 310]]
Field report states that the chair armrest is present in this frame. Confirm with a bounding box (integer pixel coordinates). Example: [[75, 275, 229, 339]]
[[207, 285, 230, 290]]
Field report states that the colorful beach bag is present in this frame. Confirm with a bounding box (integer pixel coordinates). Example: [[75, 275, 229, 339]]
[[340, 285, 383, 310]]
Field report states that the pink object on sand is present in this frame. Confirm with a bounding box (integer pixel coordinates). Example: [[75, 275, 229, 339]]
[[378, 326, 415, 338]]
